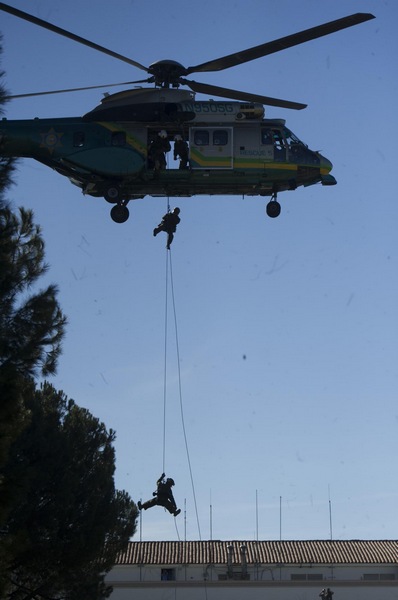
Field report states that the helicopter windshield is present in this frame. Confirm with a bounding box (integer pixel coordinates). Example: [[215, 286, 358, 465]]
[[283, 127, 307, 148], [283, 126, 322, 166]]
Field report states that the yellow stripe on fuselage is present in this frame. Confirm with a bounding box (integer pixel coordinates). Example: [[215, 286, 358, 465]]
[[98, 122, 147, 156], [234, 159, 298, 171]]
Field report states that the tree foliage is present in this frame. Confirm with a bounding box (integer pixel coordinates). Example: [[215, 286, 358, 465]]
[[0, 203, 67, 378], [3, 382, 138, 599], [0, 199, 68, 549]]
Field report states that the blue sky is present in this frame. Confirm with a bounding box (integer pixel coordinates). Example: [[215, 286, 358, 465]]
[[1, 0, 397, 542]]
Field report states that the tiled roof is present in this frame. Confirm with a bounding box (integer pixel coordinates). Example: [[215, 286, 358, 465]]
[[117, 540, 398, 566]]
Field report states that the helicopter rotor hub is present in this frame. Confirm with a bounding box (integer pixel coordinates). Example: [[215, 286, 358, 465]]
[[148, 60, 187, 88]]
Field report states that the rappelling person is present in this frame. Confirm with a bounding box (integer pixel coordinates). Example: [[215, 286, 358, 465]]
[[153, 207, 181, 249], [173, 134, 189, 169], [148, 130, 171, 171], [138, 473, 181, 516]]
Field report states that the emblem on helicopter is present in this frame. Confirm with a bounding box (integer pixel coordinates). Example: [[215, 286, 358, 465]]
[[0, 3, 375, 224], [40, 127, 64, 154]]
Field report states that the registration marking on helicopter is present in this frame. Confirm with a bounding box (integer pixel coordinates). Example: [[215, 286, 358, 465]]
[[40, 127, 64, 154]]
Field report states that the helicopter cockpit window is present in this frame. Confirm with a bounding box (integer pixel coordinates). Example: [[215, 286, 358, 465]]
[[111, 132, 126, 146], [194, 130, 209, 146], [261, 129, 273, 145], [283, 128, 306, 148], [73, 132, 85, 147], [213, 130, 228, 146], [272, 130, 285, 151]]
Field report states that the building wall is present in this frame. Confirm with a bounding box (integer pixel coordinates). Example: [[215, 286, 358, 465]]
[[107, 564, 398, 599], [108, 581, 398, 600]]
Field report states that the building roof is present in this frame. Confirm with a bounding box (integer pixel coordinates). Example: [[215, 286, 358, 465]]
[[117, 540, 398, 566]]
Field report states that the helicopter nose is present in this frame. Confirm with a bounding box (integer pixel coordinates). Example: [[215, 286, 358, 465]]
[[319, 153, 333, 172], [318, 154, 337, 186]]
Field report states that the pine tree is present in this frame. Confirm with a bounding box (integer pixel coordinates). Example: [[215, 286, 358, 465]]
[[3, 383, 137, 600], [0, 169, 68, 535], [0, 44, 66, 596], [0, 203, 67, 378]]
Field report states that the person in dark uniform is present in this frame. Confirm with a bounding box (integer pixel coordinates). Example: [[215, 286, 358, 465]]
[[173, 134, 189, 169], [148, 130, 171, 170], [153, 207, 181, 249], [138, 473, 181, 516]]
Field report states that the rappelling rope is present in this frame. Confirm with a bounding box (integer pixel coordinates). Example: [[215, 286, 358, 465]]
[[162, 247, 169, 475], [168, 250, 202, 541], [161, 196, 171, 474]]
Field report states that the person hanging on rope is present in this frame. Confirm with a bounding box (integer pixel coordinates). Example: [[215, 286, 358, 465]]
[[153, 207, 181, 249], [138, 473, 181, 516]]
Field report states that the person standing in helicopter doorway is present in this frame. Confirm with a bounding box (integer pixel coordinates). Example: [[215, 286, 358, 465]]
[[173, 134, 189, 169], [138, 473, 181, 516], [148, 130, 171, 170], [153, 207, 181, 249]]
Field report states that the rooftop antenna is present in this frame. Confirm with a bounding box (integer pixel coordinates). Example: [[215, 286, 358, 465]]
[[255, 490, 259, 541], [184, 498, 187, 542], [210, 489, 213, 541], [279, 496, 282, 541], [328, 485, 333, 540]]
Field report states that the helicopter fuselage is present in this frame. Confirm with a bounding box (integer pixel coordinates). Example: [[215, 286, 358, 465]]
[[0, 91, 335, 220]]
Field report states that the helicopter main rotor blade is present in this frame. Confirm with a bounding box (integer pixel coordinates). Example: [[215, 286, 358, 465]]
[[183, 79, 307, 110], [4, 80, 151, 100], [0, 2, 149, 72], [186, 13, 375, 74]]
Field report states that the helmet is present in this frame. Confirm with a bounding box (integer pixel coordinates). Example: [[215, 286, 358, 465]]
[[174, 134, 182, 141], [173, 207, 180, 214], [167, 478, 175, 486], [159, 130, 168, 139]]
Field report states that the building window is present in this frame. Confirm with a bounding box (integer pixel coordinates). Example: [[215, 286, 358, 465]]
[[291, 573, 323, 581], [363, 573, 395, 581], [73, 132, 85, 147], [161, 568, 175, 581]]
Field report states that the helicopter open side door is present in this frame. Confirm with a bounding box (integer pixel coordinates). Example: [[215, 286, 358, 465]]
[[189, 127, 233, 170]]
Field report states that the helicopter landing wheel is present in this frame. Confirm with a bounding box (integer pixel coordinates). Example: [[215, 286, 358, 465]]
[[266, 199, 281, 218], [105, 185, 121, 204], [110, 203, 130, 223]]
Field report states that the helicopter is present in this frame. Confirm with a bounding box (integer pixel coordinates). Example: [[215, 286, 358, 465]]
[[0, 4, 375, 223]]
